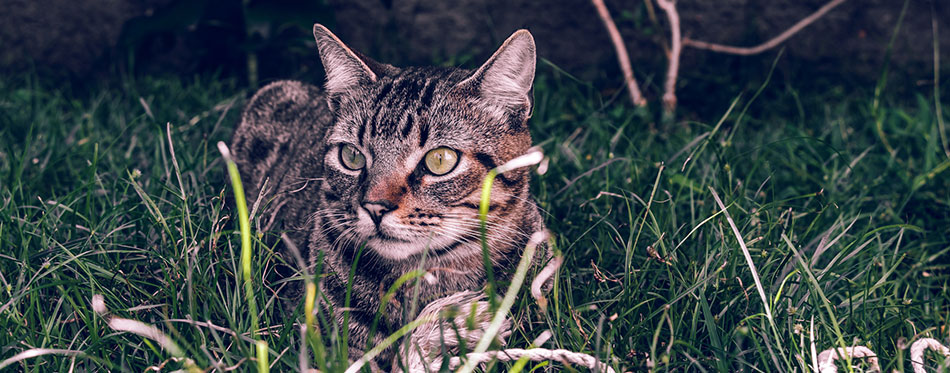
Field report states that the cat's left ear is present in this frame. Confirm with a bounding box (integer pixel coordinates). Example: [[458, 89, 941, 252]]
[[458, 29, 536, 114], [313, 24, 379, 97]]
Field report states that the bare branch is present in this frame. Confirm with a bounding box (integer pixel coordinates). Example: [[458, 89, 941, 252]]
[[933, 1, 950, 160], [683, 0, 849, 56], [591, 0, 648, 107], [656, 0, 681, 111]]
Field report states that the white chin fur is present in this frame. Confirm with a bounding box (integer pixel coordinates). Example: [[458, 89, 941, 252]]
[[367, 238, 444, 260], [355, 209, 461, 260]]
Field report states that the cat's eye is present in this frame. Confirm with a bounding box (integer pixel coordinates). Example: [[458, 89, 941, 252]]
[[339, 144, 366, 170], [424, 147, 459, 176]]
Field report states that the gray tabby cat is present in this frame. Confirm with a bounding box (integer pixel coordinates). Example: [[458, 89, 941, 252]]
[[230, 24, 544, 368]]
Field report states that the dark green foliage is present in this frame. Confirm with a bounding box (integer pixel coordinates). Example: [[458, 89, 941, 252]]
[[0, 65, 948, 372]]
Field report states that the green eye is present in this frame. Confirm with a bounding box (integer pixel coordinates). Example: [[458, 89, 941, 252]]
[[424, 147, 459, 176], [339, 144, 366, 170]]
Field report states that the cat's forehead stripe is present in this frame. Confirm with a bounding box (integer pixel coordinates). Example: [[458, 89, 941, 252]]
[[357, 116, 367, 146], [370, 76, 409, 137], [362, 72, 439, 141], [418, 120, 430, 148], [401, 113, 414, 138], [417, 79, 438, 114], [374, 80, 394, 102]]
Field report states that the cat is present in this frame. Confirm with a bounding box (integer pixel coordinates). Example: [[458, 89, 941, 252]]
[[230, 24, 545, 370]]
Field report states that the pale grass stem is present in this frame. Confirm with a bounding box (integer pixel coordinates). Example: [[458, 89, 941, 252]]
[[458, 146, 547, 373], [90, 294, 203, 373], [709, 186, 794, 370], [217, 141, 268, 372], [0, 349, 88, 370]]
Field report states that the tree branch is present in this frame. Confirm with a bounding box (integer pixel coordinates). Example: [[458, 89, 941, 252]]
[[656, 0, 681, 111], [683, 0, 849, 56], [591, 0, 648, 107]]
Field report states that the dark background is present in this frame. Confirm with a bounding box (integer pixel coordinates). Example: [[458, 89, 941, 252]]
[[1, 0, 947, 113]]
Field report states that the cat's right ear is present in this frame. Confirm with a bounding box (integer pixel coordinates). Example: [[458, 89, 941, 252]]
[[313, 24, 377, 97], [456, 29, 536, 115]]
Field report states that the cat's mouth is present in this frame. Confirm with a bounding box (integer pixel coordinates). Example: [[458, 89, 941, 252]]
[[369, 230, 411, 243], [352, 206, 467, 259], [363, 223, 466, 260]]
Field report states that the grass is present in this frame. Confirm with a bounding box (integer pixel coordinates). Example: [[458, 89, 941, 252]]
[[0, 62, 948, 372]]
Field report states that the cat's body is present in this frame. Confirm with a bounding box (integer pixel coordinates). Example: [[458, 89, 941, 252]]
[[230, 25, 544, 368]]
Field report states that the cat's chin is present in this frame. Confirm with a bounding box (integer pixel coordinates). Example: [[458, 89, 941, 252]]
[[365, 235, 463, 261]]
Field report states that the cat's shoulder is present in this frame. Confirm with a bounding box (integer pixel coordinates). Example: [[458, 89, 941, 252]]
[[241, 80, 327, 128], [232, 80, 330, 162], [231, 80, 332, 210]]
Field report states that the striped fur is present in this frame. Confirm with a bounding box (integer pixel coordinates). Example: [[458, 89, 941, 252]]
[[231, 24, 544, 367]]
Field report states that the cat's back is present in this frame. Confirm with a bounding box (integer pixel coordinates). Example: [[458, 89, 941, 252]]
[[230, 80, 330, 242]]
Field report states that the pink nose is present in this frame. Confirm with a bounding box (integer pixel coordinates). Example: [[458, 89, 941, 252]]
[[362, 201, 395, 225]]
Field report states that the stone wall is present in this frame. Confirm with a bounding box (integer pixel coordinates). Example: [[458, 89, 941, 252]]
[[0, 0, 172, 75], [331, 0, 948, 78], [1, 0, 946, 82]]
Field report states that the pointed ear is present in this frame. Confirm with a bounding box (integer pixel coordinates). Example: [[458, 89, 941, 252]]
[[312, 24, 377, 96], [457, 29, 536, 112]]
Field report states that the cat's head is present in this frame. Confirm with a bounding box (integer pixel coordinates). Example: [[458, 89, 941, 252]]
[[312, 24, 536, 261]]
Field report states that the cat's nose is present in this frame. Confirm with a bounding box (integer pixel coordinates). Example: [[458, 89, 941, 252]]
[[362, 201, 395, 225]]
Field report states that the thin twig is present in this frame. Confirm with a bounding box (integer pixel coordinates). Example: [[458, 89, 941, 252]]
[[932, 1, 950, 160], [591, 0, 648, 107], [642, 0, 668, 56], [683, 0, 849, 55], [656, 0, 681, 111]]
